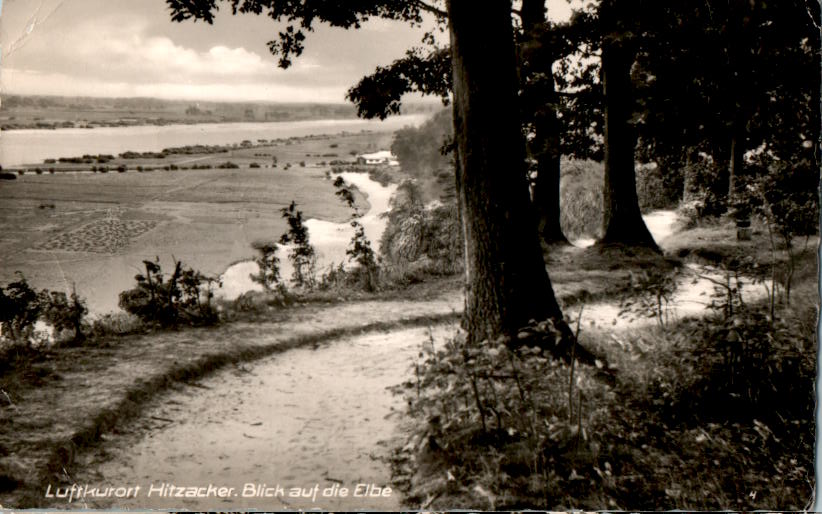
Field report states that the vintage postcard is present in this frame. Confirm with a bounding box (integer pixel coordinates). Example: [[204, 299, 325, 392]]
[[0, 0, 817, 511]]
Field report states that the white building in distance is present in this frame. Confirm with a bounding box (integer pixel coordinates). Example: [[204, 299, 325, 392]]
[[356, 150, 399, 166]]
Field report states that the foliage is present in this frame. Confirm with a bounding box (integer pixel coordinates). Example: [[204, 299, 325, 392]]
[[249, 241, 283, 293], [395, 321, 614, 509], [380, 180, 462, 276], [558, 160, 602, 241], [634, 163, 680, 212], [165, 0, 446, 69], [333, 176, 379, 291], [391, 109, 453, 178], [742, 155, 818, 306], [345, 221, 379, 291], [279, 201, 317, 288], [0, 276, 90, 346], [40, 286, 88, 345], [0, 274, 44, 344], [348, 47, 452, 119], [118, 258, 220, 328]]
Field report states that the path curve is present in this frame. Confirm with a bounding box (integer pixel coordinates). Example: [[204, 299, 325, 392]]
[[0, 290, 462, 508]]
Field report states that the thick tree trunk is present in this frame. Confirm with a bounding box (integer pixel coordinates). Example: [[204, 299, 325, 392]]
[[447, 0, 564, 343], [599, 37, 658, 249]]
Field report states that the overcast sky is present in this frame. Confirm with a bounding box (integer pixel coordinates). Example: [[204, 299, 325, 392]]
[[0, 0, 575, 103]]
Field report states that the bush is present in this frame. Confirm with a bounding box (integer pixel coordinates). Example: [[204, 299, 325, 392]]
[[40, 286, 88, 345], [0, 274, 43, 344], [279, 202, 317, 288], [89, 312, 144, 338], [559, 159, 603, 241], [249, 241, 284, 292], [118, 258, 220, 328], [249, 162, 261, 168], [380, 180, 462, 276], [635, 162, 681, 211], [395, 321, 607, 508]]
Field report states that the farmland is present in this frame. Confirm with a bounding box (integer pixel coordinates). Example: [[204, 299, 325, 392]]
[[0, 130, 394, 313]]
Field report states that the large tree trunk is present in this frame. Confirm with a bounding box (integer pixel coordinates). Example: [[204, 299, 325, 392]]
[[447, 0, 564, 343], [599, 36, 658, 249]]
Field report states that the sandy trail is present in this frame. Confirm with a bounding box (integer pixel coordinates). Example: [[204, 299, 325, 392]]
[[74, 325, 455, 511]]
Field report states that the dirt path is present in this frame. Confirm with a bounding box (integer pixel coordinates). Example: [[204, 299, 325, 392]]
[[71, 325, 456, 511], [0, 290, 462, 508]]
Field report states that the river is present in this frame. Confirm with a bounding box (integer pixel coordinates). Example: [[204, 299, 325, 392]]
[[0, 115, 426, 167]]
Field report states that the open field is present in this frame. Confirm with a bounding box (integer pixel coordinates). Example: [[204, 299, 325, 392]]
[[0, 130, 395, 314]]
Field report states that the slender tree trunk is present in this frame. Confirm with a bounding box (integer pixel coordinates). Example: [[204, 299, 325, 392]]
[[727, 113, 746, 215], [521, 0, 568, 245], [533, 132, 567, 245], [681, 149, 700, 202], [447, 0, 564, 343], [599, 37, 658, 249]]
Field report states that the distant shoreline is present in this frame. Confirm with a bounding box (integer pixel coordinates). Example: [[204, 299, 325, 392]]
[[0, 115, 361, 132], [0, 114, 428, 168], [0, 94, 441, 131]]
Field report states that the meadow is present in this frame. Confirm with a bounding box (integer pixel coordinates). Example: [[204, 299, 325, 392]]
[[0, 130, 393, 313]]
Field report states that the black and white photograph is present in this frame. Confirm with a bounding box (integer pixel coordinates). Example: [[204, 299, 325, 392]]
[[0, 0, 818, 510]]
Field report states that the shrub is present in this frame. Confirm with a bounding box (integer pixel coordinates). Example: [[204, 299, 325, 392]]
[[279, 201, 316, 288], [249, 241, 283, 292], [117, 165, 127, 173], [0, 274, 43, 344], [380, 180, 462, 276], [559, 159, 603, 241], [89, 312, 144, 338], [635, 162, 681, 211], [118, 258, 220, 328], [249, 162, 261, 168], [0, 173, 17, 180], [40, 286, 88, 345]]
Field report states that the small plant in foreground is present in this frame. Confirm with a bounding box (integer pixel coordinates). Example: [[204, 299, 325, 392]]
[[333, 176, 379, 291], [279, 201, 317, 288], [249, 241, 286, 294]]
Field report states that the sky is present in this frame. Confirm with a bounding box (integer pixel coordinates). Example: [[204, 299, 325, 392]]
[[0, 0, 575, 103]]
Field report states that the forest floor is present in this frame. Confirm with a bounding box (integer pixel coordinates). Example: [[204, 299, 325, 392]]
[[0, 215, 816, 510]]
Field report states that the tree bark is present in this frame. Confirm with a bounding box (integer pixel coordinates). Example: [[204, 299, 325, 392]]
[[521, 0, 568, 245], [532, 111, 568, 245], [447, 0, 564, 343], [599, 36, 658, 249]]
